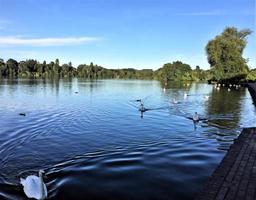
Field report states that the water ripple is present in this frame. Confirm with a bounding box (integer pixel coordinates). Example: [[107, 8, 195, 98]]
[[0, 80, 255, 200]]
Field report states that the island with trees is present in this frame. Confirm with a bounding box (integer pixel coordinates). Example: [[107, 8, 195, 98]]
[[0, 27, 255, 83]]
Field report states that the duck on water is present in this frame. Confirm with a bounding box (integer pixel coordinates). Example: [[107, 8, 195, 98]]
[[139, 102, 149, 112], [186, 112, 208, 123]]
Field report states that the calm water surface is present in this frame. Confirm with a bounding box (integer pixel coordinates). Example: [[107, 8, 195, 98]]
[[0, 79, 255, 200]]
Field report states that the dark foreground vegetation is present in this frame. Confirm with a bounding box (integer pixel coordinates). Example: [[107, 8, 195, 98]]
[[0, 27, 255, 83]]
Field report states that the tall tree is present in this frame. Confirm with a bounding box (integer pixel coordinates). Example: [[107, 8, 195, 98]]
[[0, 59, 5, 77], [206, 27, 251, 81], [6, 59, 19, 77]]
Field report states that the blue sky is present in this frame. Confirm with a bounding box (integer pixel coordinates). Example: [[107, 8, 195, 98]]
[[0, 0, 255, 69]]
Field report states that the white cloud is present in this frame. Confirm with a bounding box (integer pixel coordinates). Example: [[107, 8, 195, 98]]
[[0, 36, 100, 46]]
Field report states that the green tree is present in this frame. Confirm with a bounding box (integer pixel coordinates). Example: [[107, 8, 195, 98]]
[[206, 27, 251, 81], [247, 69, 256, 81], [6, 59, 19, 77], [53, 58, 60, 75], [0, 59, 5, 77], [154, 61, 193, 81]]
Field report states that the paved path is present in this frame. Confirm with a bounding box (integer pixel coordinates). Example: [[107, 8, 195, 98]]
[[196, 128, 256, 200]]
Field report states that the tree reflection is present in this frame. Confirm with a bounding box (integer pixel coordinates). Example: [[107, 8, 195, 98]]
[[203, 86, 247, 150]]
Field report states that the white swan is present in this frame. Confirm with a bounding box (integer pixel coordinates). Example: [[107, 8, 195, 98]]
[[172, 98, 178, 104], [204, 95, 209, 100], [184, 92, 188, 99], [20, 170, 47, 200]]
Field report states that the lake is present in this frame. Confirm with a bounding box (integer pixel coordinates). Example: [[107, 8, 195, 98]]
[[0, 79, 255, 200]]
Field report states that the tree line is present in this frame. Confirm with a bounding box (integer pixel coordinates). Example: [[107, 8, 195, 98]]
[[0, 26, 255, 82], [0, 58, 210, 81], [0, 58, 77, 78]]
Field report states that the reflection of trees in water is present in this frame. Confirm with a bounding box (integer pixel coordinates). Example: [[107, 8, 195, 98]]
[[160, 80, 193, 90], [201, 87, 247, 150], [207, 87, 246, 129], [29, 78, 62, 97], [48, 78, 60, 96], [0, 78, 76, 97], [77, 79, 104, 95], [33, 78, 75, 96], [0, 79, 18, 97]]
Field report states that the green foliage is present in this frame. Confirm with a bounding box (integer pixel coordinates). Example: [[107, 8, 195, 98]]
[[206, 27, 251, 81], [247, 69, 256, 81], [77, 64, 153, 79], [6, 59, 19, 77], [0, 59, 6, 77], [191, 66, 211, 81], [0, 58, 154, 80], [0, 59, 77, 78], [154, 61, 194, 81], [0, 58, 209, 81]]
